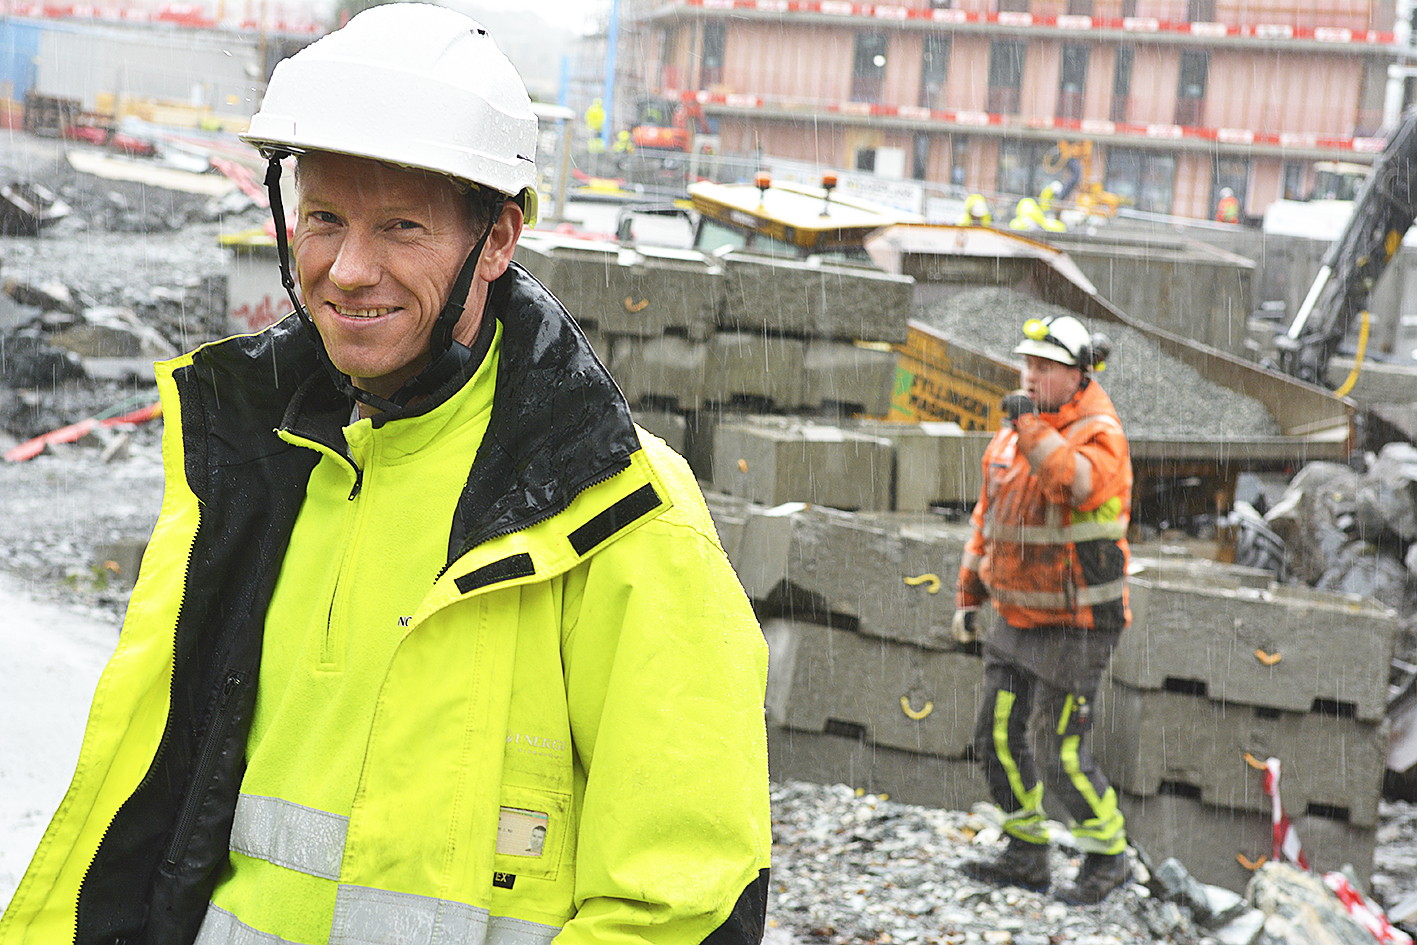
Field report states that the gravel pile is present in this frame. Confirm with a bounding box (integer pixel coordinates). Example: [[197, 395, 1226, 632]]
[[915, 288, 1282, 439]]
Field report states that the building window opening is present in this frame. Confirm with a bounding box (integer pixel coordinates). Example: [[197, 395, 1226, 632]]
[[1105, 147, 1176, 215], [951, 135, 969, 186], [998, 138, 1051, 202], [1056, 44, 1088, 121], [1175, 51, 1209, 126], [1186, 0, 1216, 21], [997, 0, 1029, 12], [987, 40, 1026, 115], [912, 134, 931, 180], [852, 32, 889, 103], [1111, 45, 1133, 122], [1068, 0, 1093, 13], [701, 21, 725, 88], [920, 34, 950, 110], [1281, 162, 1306, 200]]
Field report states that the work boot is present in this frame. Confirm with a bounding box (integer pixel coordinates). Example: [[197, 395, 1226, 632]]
[[960, 836, 1051, 891], [1057, 851, 1131, 904]]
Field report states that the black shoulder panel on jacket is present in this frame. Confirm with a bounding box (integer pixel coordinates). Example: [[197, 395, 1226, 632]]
[[703, 869, 770, 944], [448, 263, 642, 562], [76, 316, 331, 945]]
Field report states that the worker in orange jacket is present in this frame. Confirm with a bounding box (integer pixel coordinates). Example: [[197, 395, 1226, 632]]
[[953, 313, 1133, 904]]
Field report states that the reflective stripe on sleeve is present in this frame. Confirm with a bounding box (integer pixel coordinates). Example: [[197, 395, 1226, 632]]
[[230, 793, 349, 881], [196, 904, 304, 945], [981, 520, 1126, 544], [961, 551, 983, 572], [989, 576, 1126, 611], [331, 886, 562, 945]]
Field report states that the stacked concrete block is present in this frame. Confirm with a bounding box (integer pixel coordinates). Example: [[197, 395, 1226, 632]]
[[701, 490, 756, 570], [712, 420, 896, 512], [703, 331, 806, 410], [1090, 563, 1398, 892], [630, 409, 689, 459], [611, 335, 708, 410], [720, 253, 914, 343], [513, 238, 721, 339], [853, 420, 993, 512], [1116, 792, 1375, 895], [734, 502, 969, 648], [801, 340, 898, 416]]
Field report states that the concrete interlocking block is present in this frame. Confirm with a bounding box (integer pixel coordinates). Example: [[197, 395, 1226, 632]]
[[854, 420, 992, 511], [1116, 791, 1374, 894], [801, 340, 898, 416], [704, 331, 806, 409], [701, 490, 755, 570], [631, 409, 688, 458], [720, 254, 913, 343], [1113, 573, 1396, 721], [767, 725, 991, 811], [735, 505, 968, 646], [515, 239, 721, 339], [711, 419, 894, 512], [765, 619, 981, 757], [1093, 680, 1386, 826], [610, 335, 707, 410]]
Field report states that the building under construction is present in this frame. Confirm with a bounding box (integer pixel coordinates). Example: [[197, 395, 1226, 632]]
[[620, 0, 1410, 222]]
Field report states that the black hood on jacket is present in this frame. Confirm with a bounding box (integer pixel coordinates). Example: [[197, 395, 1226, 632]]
[[74, 262, 641, 945]]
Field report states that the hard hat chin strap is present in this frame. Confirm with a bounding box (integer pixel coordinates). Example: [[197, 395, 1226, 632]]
[[263, 154, 498, 415]]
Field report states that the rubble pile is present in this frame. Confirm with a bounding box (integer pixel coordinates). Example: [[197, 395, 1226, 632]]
[[769, 779, 1404, 945], [915, 288, 1281, 439], [1261, 448, 1417, 653]]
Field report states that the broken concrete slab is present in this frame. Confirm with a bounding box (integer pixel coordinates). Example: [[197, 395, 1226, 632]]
[[853, 420, 991, 512], [48, 307, 177, 359]]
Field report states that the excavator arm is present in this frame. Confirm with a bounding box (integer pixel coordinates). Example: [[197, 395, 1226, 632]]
[[1276, 107, 1417, 385]]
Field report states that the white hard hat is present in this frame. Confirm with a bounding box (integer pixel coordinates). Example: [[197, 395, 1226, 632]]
[[242, 3, 540, 225], [1014, 314, 1094, 367]]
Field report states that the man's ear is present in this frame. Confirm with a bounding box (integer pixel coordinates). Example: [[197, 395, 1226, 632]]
[[478, 201, 524, 281]]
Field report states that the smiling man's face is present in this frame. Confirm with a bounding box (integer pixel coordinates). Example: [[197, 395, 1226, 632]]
[[293, 151, 485, 402]]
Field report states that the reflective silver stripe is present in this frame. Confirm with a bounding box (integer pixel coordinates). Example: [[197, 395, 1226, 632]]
[[195, 904, 307, 945], [330, 885, 562, 945], [991, 576, 1126, 610], [230, 793, 348, 881], [961, 551, 983, 571], [981, 520, 1126, 544], [1071, 452, 1094, 504], [1025, 428, 1066, 471]]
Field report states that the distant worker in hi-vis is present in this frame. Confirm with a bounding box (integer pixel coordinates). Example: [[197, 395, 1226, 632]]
[[953, 313, 1133, 904]]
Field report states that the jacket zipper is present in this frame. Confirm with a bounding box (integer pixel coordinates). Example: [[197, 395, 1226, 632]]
[[73, 517, 200, 944], [161, 671, 248, 870]]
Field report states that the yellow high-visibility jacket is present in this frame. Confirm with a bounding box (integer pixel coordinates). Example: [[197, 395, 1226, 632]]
[[0, 264, 772, 945]]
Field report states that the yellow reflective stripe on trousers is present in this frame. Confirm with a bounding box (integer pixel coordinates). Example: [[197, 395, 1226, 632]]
[[1059, 735, 1127, 855], [980, 519, 1126, 544], [989, 576, 1126, 611], [332, 886, 562, 945], [992, 690, 1048, 843], [229, 793, 348, 881]]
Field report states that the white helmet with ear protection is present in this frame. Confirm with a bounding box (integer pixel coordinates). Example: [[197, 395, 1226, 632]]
[[241, 2, 540, 226], [1014, 314, 1110, 372]]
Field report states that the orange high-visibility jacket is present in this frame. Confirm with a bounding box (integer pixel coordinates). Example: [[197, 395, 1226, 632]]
[[957, 379, 1132, 631]]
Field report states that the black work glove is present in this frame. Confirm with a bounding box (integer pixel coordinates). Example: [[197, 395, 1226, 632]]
[[1001, 390, 1037, 424]]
